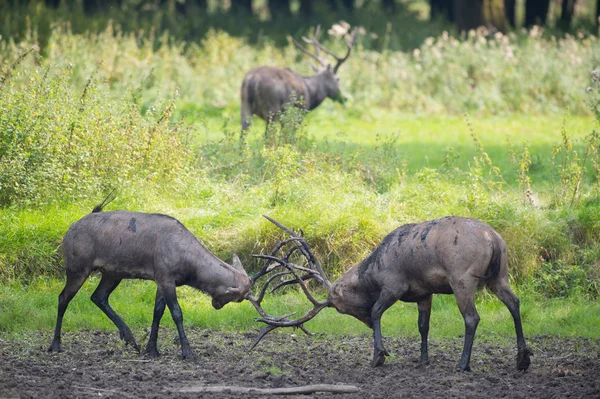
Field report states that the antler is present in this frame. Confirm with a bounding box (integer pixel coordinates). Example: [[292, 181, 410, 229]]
[[290, 25, 327, 71], [290, 24, 358, 73], [246, 215, 331, 350]]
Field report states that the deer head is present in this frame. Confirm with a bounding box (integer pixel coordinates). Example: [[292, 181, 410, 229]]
[[290, 24, 358, 103]]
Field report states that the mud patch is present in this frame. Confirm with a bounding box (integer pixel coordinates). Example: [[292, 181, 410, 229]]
[[0, 330, 599, 398]]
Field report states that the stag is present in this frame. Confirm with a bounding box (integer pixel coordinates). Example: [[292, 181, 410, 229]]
[[248, 215, 532, 372], [241, 24, 357, 132], [48, 193, 252, 359]]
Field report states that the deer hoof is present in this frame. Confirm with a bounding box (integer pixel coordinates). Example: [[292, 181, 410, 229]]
[[48, 342, 63, 353], [455, 363, 471, 372], [416, 360, 430, 370], [371, 352, 386, 367], [517, 348, 533, 371], [181, 349, 196, 360], [144, 347, 160, 358]]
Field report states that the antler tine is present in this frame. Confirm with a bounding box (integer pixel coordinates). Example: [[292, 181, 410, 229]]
[[253, 254, 322, 306], [251, 237, 301, 283], [262, 215, 332, 290], [333, 28, 357, 73], [290, 36, 327, 66]]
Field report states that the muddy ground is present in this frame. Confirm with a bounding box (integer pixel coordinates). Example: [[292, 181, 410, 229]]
[[0, 329, 599, 398]]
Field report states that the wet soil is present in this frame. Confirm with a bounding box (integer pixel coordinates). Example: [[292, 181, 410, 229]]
[[1, 329, 599, 398]]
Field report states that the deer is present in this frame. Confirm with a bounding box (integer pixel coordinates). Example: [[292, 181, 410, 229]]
[[48, 193, 252, 359], [247, 215, 533, 372], [240, 24, 357, 133]]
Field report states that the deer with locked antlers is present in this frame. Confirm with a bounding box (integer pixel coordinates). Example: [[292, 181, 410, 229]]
[[48, 193, 252, 359], [241, 24, 357, 132], [248, 215, 532, 372]]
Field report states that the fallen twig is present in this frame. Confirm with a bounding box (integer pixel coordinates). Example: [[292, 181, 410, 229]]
[[177, 383, 361, 395]]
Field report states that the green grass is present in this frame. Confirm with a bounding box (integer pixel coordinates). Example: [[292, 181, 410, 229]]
[[1, 277, 598, 340]]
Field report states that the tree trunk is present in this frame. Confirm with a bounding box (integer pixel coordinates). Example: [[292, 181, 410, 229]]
[[431, 0, 455, 22], [559, 0, 575, 30], [270, 0, 291, 16], [504, 0, 516, 27], [524, 0, 550, 27], [597, 0, 600, 26], [382, 0, 396, 13], [454, 0, 484, 31], [231, 0, 253, 14], [300, 0, 313, 15]]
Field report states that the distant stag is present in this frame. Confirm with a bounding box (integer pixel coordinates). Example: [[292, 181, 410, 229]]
[[48, 193, 252, 359], [241, 24, 357, 132], [248, 216, 532, 372]]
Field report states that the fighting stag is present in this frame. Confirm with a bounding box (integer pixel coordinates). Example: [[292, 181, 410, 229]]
[[241, 24, 357, 132], [248, 215, 532, 372], [49, 193, 252, 359]]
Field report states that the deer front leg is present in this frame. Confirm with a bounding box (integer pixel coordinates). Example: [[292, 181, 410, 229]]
[[144, 288, 166, 358], [417, 296, 432, 368], [160, 283, 195, 360], [370, 290, 400, 367]]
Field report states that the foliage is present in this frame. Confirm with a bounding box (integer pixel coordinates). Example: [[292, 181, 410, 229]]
[[1, 17, 600, 301]]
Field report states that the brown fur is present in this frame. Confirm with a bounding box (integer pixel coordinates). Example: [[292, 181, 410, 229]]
[[48, 209, 252, 359], [327, 216, 532, 371], [241, 65, 343, 131]]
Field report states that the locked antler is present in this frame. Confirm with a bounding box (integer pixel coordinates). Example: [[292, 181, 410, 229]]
[[290, 24, 358, 73], [246, 215, 331, 350]]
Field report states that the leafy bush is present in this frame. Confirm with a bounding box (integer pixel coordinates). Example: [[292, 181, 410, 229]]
[[0, 49, 193, 207]]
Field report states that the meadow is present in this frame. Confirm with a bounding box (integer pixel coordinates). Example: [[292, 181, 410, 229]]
[[1, 4, 600, 342]]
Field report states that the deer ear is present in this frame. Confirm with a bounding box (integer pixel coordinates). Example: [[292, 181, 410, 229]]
[[326, 64, 332, 72], [232, 253, 247, 275]]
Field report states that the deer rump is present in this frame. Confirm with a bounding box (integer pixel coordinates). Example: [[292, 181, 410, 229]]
[[249, 216, 532, 372]]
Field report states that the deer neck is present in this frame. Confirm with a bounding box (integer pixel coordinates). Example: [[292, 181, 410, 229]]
[[303, 72, 330, 110]]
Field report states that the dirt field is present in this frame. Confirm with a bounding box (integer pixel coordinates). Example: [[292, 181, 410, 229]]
[[1, 329, 599, 398]]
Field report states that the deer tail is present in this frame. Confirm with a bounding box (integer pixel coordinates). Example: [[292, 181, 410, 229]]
[[473, 233, 503, 282], [92, 189, 117, 213]]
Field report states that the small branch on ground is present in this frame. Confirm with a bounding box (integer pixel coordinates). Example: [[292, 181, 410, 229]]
[[177, 384, 361, 395]]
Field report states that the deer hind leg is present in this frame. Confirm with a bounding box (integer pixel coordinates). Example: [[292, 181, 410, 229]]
[[48, 270, 89, 353], [489, 279, 532, 371], [90, 275, 139, 352], [159, 283, 194, 359], [417, 295, 433, 368], [452, 279, 480, 372], [144, 288, 166, 358], [370, 288, 403, 367]]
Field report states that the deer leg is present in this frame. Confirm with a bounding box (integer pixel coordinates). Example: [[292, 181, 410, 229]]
[[453, 287, 480, 372], [90, 276, 139, 352], [48, 271, 88, 353], [489, 280, 532, 371], [417, 295, 433, 368], [144, 288, 166, 358], [160, 283, 194, 359], [370, 290, 400, 368]]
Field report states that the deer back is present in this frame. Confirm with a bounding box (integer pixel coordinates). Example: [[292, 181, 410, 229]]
[[242, 66, 309, 121]]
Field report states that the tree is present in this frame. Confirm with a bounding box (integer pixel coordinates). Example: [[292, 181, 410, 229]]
[[430, 0, 455, 22], [270, 0, 291, 16], [453, 0, 507, 32], [299, 0, 313, 15], [231, 0, 252, 14], [504, 0, 516, 27], [453, 0, 484, 31], [382, 0, 396, 13], [559, 0, 576, 30], [524, 0, 550, 27]]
